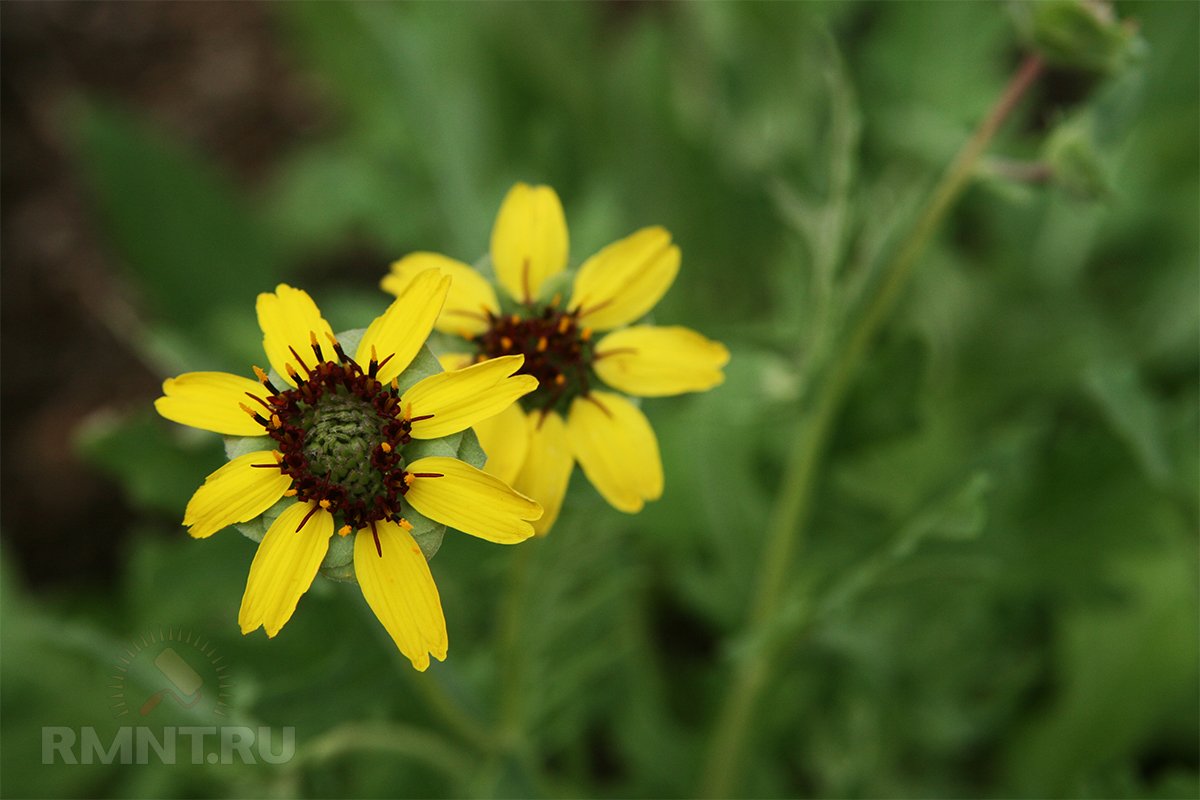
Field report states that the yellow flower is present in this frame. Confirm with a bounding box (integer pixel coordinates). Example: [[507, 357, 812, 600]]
[[154, 275, 543, 670], [382, 183, 730, 534]]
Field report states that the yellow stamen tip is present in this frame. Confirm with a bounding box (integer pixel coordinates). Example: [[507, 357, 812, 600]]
[[510, 314, 520, 325], [581, 327, 593, 341], [337, 524, 352, 537], [500, 336, 513, 350], [390, 377, 399, 391], [272, 451, 284, 463], [238, 402, 257, 417], [555, 374, 566, 386], [253, 365, 269, 382], [380, 442, 393, 453], [283, 489, 298, 497], [398, 518, 413, 532], [270, 414, 282, 429], [309, 330, 319, 346], [404, 474, 416, 487], [536, 336, 548, 352], [318, 499, 332, 510]]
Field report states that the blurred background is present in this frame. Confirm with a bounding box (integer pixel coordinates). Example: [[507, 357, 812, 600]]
[[1, 2, 1196, 798]]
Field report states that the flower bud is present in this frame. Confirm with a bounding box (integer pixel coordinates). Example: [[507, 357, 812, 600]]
[[1012, 0, 1144, 76], [1043, 116, 1113, 201]]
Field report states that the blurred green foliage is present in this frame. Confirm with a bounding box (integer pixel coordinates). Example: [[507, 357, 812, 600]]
[[3, 2, 1197, 798]]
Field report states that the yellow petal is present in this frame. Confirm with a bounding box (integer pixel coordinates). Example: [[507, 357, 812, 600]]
[[382, 253, 499, 337], [256, 284, 336, 387], [238, 501, 333, 637], [593, 326, 730, 397], [183, 451, 293, 539], [438, 352, 476, 372], [568, 227, 680, 330], [489, 183, 568, 303], [404, 456, 541, 544], [566, 391, 663, 513], [354, 521, 448, 671], [155, 372, 269, 436], [513, 410, 574, 536], [402, 355, 538, 439], [356, 269, 451, 384], [474, 402, 530, 486]]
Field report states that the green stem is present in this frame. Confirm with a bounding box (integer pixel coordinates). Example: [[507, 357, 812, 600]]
[[402, 668, 495, 754], [698, 53, 1044, 799], [497, 542, 536, 747], [465, 543, 538, 797], [288, 720, 472, 779], [358, 591, 495, 753]]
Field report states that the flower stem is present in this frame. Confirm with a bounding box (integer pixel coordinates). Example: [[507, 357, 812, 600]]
[[402, 668, 496, 754], [287, 720, 472, 779], [697, 53, 1044, 799], [358, 592, 495, 753], [497, 541, 536, 747]]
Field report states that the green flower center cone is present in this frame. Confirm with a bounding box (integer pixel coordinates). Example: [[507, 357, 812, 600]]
[[301, 392, 394, 502]]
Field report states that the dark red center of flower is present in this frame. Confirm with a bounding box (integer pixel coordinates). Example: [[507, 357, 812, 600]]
[[242, 336, 440, 541], [476, 303, 595, 413]]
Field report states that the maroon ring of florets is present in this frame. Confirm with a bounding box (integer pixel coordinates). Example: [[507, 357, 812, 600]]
[[242, 334, 441, 545], [474, 300, 596, 414]]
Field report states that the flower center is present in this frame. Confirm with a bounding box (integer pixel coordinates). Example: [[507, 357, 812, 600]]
[[243, 337, 426, 536], [300, 392, 393, 500], [476, 304, 594, 412]]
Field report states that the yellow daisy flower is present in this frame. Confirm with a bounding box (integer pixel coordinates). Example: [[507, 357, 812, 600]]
[[381, 183, 730, 534], [154, 272, 543, 670]]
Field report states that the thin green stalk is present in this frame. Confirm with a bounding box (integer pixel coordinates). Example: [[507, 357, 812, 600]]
[[497, 541, 536, 748], [698, 53, 1045, 799], [395, 542, 549, 796], [358, 594, 496, 753], [466, 543, 540, 797], [288, 720, 473, 778], [402, 668, 496, 754]]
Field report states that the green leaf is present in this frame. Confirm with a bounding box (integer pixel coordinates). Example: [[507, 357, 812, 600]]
[[280, 2, 494, 253], [75, 410, 222, 517], [815, 471, 992, 621], [74, 102, 282, 326], [1005, 539, 1199, 795], [894, 471, 992, 555], [1083, 359, 1173, 485]]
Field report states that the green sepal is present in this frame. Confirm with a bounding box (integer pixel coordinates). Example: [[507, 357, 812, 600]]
[[531, 268, 578, 308], [222, 328, 486, 582]]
